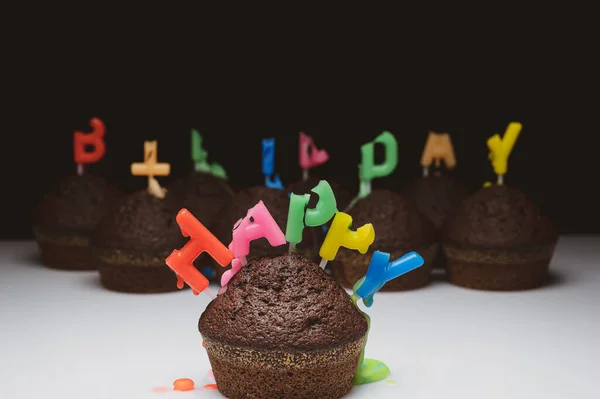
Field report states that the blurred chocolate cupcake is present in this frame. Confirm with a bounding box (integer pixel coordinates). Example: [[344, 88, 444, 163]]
[[331, 189, 438, 290], [91, 190, 188, 293], [33, 175, 122, 270], [168, 172, 234, 222], [404, 174, 468, 268], [443, 185, 557, 291]]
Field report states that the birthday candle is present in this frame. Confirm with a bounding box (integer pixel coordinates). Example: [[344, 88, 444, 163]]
[[218, 201, 286, 294], [299, 132, 329, 181], [262, 138, 283, 189], [358, 131, 398, 199], [286, 180, 337, 252], [190, 129, 228, 179], [228, 201, 286, 266], [355, 251, 424, 307], [318, 212, 375, 269], [131, 141, 170, 198], [165, 209, 234, 298], [74, 117, 106, 176], [191, 129, 208, 165], [487, 122, 522, 185], [420, 131, 456, 177]]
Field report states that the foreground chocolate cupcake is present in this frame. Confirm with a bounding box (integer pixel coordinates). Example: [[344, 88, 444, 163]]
[[90, 190, 187, 293], [331, 189, 438, 290], [199, 253, 368, 399], [33, 174, 122, 270], [442, 185, 557, 291]]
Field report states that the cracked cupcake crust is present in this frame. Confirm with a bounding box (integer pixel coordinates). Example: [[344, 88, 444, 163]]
[[199, 253, 368, 351]]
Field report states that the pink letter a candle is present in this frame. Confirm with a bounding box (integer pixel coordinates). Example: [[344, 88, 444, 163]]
[[229, 201, 286, 265]]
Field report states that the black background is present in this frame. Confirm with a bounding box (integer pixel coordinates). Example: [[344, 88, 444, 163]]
[[3, 112, 595, 238]]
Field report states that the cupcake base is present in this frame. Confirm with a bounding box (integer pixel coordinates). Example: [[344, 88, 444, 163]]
[[34, 228, 94, 271], [332, 243, 439, 291], [443, 242, 556, 291], [203, 336, 364, 399], [92, 247, 185, 293]]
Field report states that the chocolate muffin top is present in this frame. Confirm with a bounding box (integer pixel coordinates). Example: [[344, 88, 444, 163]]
[[443, 185, 557, 249], [167, 172, 235, 227], [33, 174, 122, 234], [91, 190, 185, 253], [347, 189, 436, 251], [286, 177, 353, 211], [404, 175, 468, 230], [199, 253, 368, 351], [211, 186, 292, 258]]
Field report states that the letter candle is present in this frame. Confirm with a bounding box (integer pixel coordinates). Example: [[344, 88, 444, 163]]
[[318, 212, 375, 270], [345, 131, 398, 211], [166, 209, 234, 298], [218, 201, 286, 294], [286, 180, 338, 253], [355, 251, 424, 307], [73, 117, 106, 176], [299, 132, 329, 181], [131, 141, 171, 199], [350, 250, 425, 385], [487, 122, 522, 185], [262, 138, 283, 189], [229, 201, 286, 266], [420, 131, 456, 177], [191, 129, 228, 179]]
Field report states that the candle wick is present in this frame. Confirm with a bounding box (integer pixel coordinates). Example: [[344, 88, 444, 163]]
[[289, 243, 296, 253], [422, 167, 428, 178], [77, 164, 84, 176], [319, 258, 328, 270], [343, 196, 360, 213], [302, 169, 309, 181], [204, 287, 216, 300], [497, 174, 504, 185]]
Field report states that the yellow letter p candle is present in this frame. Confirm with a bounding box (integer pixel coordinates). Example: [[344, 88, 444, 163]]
[[318, 212, 375, 269]]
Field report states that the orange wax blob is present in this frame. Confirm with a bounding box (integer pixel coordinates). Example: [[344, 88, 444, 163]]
[[203, 384, 218, 390], [173, 378, 195, 391]]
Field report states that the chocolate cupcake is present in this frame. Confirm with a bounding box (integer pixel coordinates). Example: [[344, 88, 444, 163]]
[[90, 190, 188, 293], [33, 175, 121, 270], [404, 175, 468, 268], [442, 185, 557, 291], [199, 253, 368, 399], [167, 172, 235, 225], [331, 189, 438, 290]]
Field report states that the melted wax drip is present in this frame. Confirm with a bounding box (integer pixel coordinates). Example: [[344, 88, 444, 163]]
[[350, 280, 390, 385]]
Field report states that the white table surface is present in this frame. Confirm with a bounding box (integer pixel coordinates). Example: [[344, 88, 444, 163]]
[[1, 237, 599, 399]]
